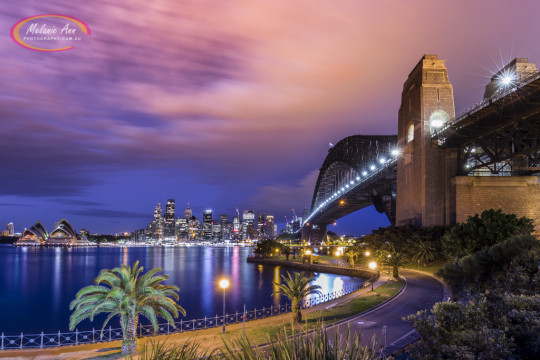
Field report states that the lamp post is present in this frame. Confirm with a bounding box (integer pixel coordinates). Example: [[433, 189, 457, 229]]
[[368, 262, 377, 291], [219, 278, 230, 333]]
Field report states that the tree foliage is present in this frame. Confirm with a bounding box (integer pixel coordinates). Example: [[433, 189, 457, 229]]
[[253, 239, 281, 258], [438, 235, 540, 298], [69, 261, 185, 355], [442, 209, 534, 259], [408, 293, 540, 360], [272, 272, 321, 324]]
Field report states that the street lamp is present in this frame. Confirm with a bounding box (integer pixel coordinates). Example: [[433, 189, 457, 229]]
[[219, 278, 230, 333], [365, 251, 370, 257], [368, 262, 377, 291]]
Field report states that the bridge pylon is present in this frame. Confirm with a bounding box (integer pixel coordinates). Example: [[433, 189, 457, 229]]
[[396, 55, 458, 227]]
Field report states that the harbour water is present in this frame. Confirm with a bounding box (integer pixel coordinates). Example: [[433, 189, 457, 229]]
[[0, 245, 364, 334]]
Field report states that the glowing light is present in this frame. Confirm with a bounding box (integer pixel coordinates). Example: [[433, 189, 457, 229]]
[[502, 76, 511, 85], [365, 251, 370, 256], [335, 251, 341, 256], [345, 184, 349, 188], [387, 254, 391, 258], [362, 171, 368, 176], [350, 181, 354, 185], [219, 279, 230, 289], [431, 118, 444, 128], [341, 187, 345, 191], [369, 165, 376, 171], [339, 200, 345, 205], [356, 176, 360, 181], [391, 149, 401, 156], [379, 158, 386, 164], [305, 250, 311, 255], [368, 262, 377, 270]]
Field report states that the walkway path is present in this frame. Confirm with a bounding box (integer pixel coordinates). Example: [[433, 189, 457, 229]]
[[325, 269, 445, 352]]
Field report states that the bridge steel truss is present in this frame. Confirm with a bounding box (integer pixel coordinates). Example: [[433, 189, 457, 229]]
[[434, 71, 540, 176], [306, 135, 398, 237]]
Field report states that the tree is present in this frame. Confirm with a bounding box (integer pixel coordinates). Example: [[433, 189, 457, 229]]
[[69, 261, 185, 356], [385, 252, 408, 278], [443, 209, 533, 258], [273, 272, 322, 324], [438, 235, 540, 297], [281, 245, 292, 260], [254, 239, 280, 257], [344, 247, 357, 267], [411, 240, 437, 267]]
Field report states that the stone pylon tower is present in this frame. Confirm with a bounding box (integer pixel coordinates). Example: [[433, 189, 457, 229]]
[[396, 55, 457, 227]]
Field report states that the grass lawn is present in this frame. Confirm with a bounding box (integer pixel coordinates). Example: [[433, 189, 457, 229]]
[[403, 259, 447, 275]]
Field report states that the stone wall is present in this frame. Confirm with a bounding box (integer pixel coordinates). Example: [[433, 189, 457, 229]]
[[454, 176, 540, 235]]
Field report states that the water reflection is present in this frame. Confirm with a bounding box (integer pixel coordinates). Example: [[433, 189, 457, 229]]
[[272, 266, 281, 306], [0, 245, 365, 334]]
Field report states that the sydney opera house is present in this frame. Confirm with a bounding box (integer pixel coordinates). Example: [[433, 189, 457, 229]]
[[15, 219, 92, 246]]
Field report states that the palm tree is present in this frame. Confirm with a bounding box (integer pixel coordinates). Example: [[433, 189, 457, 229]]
[[69, 261, 185, 356], [412, 241, 437, 267], [385, 252, 408, 278], [273, 272, 322, 324]]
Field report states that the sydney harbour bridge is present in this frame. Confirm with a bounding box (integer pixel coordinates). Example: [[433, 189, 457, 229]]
[[302, 56, 540, 243]]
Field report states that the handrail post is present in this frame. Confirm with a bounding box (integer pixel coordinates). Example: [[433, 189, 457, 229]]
[[40, 331, 43, 349], [76, 328, 78, 346], [270, 305, 273, 316], [204, 316, 207, 330], [20, 332, 23, 350], [109, 326, 111, 342], [58, 330, 61, 347], [1, 332, 3, 350], [92, 328, 95, 343], [167, 321, 170, 334], [180, 319, 183, 333]]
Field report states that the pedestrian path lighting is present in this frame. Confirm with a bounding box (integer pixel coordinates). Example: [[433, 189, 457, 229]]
[[219, 278, 230, 333], [365, 251, 370, 257], [369, 262, 377, 291]]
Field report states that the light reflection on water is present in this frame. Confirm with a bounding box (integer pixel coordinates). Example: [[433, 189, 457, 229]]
[[0, 245, 365, 334]]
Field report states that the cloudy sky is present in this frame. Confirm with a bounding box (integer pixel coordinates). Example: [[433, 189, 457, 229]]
[[1, 0, 540, 234]]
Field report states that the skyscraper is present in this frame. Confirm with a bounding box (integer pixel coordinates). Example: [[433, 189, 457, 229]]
[[257, 213, 266, 239], [148, 203, 164, 240], [242, 210, 255, 240], [6, 222, 14, 236], [184, 204, 192, 220], [203, 210, 213, 241], [164, 199, 176, 239], [264, 215, 275, 238]]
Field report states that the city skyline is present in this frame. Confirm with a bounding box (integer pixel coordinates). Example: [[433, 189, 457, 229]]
[[1, 1, 540, 234]]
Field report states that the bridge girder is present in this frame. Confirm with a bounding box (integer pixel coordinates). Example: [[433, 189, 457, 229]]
[[303, 136, 397, 241], [435, 72, 540, 175]]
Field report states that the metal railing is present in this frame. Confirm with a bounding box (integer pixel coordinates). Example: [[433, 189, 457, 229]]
[[0, 275, 377, 350]]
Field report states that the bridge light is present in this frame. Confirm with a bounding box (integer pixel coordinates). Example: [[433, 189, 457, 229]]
[[339, 200, 345, 205], [391, 149, 401, 156], [345, 184, 349, 188], [341, 187, 345, 191], [430, 118, 444, 128], [350, 180, 354, 185], [362, 171, 367, 176], [369, 165, 376, 171], [356, 176, 360, 181], [379, 158, 386, 164], [333, 193, 337, 196]]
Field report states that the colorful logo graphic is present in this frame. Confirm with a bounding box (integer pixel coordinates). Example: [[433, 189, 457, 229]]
[[10, 14, 91, 52]]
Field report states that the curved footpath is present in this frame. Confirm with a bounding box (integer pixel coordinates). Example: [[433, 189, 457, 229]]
[[325, 269, 446, 355], [0, 269, 446, 359]]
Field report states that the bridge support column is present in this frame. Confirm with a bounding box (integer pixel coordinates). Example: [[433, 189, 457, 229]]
[[396, 55, 458, 227], [301, 223, 327, 245]]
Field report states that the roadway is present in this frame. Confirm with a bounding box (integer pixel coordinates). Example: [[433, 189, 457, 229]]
[[325, 270, 445, 352]]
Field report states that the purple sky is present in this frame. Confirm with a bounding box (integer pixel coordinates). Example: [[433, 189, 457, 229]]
[[1, 0, 540, 235]]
